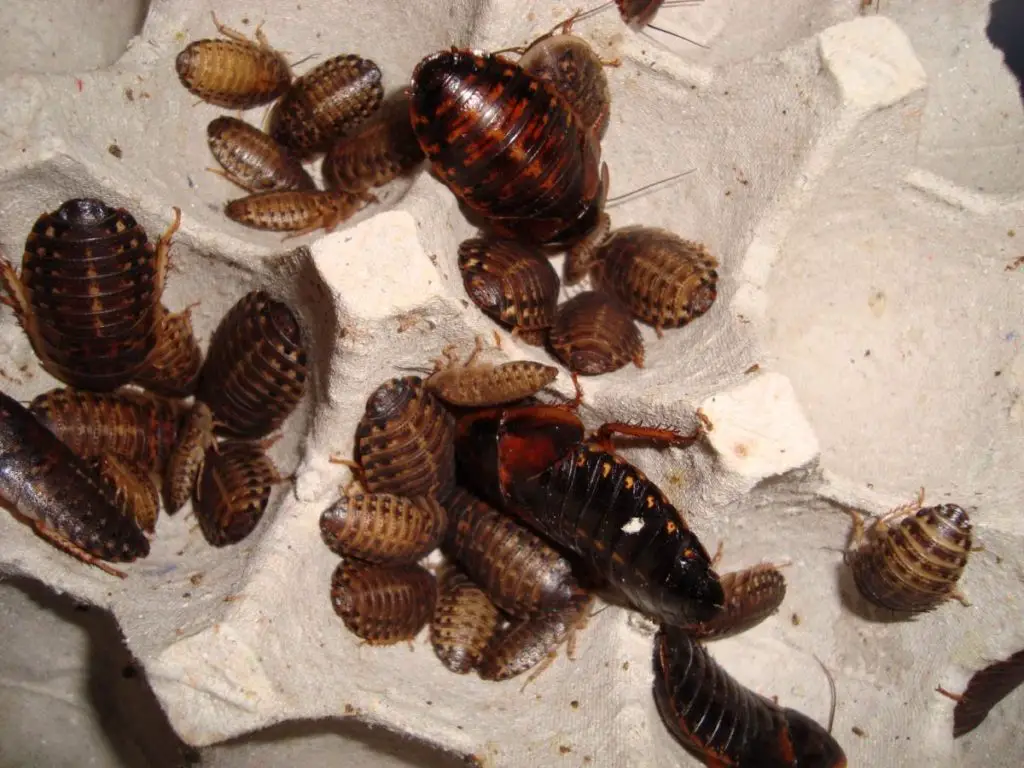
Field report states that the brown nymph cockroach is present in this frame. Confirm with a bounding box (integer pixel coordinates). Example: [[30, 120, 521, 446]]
[[425, 341, 559, 408], [88, 455, 160, 535], [548, 290, 644, 375], [29, 387, 185, 472], [443, 487, 580, 618], [197, 290, 307, 439], [207, 116, 316, 193], [0, 391, 149, 578], [224, 189, 373, 238], [937, 649, 1024, 737], [844, 489, 973, 613], [319, 491, 448, 564], [322, 94, 425, 193], [134, 304, 203, 397], [269, 54, 384, 159], [163, 401, 215, 514], [456, 404, 723, 627], [689, 563, 787, 640], [653, 626, 847, 767], [478, 592, 592, 685], [458, 237, 561, 346], [588, 226, 719, 336], [195, 439, 285, 546], [410, 49, 608, 249], [330, 560, 437, 645], [431, 565, 503, 674], [0, 199, 178, 392], [351, 376, 456, 502], [175, 13, 291, 109]]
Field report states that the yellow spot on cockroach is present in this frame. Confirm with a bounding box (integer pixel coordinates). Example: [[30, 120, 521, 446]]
[[601, 462, 612, 478], [666, 522, 679, 535], [645, 496, 656, 509], [624, 475, 635, 490], [576, 453, 587, 467]]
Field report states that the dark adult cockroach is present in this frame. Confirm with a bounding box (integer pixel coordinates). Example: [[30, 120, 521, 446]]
[[352, 376, 456, 502], [653, 626, 848, 767], [588, 226, 719, 336], [0, 198, 178, 391], [431, 566, 503, 674], [197, 290, 307, 439], [319, 492, 448, 564], [175, 13, 291, 109], [410, 49, 608, 248], [134, 304, 203, 397], [163, 401, 215, 514], [207, 116, 316, 193], [845, 489, 973, 613], [937, 649, 1024, 737], [690, 564, 787, 640], [455, 404, 723, 626], [330, 560, 437, 645], [322, 94, 425, 192], [0, 391, 149, 578], [195, 439, 284, 546], [458, 237, 560, 345], [443, 487, 580, 617], [224, 189, 373, 237], [548, 290, 644, 376], [29, 387, 185, 472], [518, 23, 615, 139], [88, 455, 160, 535], [425, 343, 559, 407], [269, 54, 384, 159], [478, 592, 592, 685]]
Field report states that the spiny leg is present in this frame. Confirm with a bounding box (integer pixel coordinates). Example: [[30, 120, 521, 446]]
[[210, 11, 253, 44], [33, 521, 127, 579], [590, 421, 702, 453], [872, 486, 926, 537]]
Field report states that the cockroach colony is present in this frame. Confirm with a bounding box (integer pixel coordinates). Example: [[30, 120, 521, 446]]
[[0, 1, 1017, 766]]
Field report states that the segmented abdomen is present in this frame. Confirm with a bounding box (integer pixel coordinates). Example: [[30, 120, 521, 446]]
[[511, 443, 722, 626], [852, 505, 971, 613], [653, 627, 847, 767]]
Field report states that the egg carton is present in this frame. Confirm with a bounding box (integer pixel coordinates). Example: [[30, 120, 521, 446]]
[[0, 0, 1021, 765]]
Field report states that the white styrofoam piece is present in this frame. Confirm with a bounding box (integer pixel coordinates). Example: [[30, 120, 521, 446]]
[[0, 1, 1022, 766]]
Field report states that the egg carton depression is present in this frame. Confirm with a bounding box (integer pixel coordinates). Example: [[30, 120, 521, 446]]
[[0, 0, 1022, 766]]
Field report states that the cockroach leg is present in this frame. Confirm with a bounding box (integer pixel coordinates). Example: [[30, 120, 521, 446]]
[[33, 521, 127, 579], [936, 685, 963, 702], [329, 455, 369, 493], [951, 588, 972, 608], [520, 652, 558, 692], [210, 11, 252, 45], [592, 421, 702, 451]]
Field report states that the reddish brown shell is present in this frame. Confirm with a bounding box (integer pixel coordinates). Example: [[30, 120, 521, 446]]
[[197, 290, 307, 439], [431, 567, 503, 674], [207, 116, 315, 193], [0, 199, 175, 391], [319, 492, 449, 564], [947, 649, 1024, 738], [564, 212, 611, 285], [458, 237, 560, 345], [330, 560, 437, 645], [443, 487, 579, 617], [354, 376, 456, 502], [133, 304, 203, 397], [195, 439, 282, 546], [616, 0, 665, 28], [850, 503, 972, 613], [478, 593, 592, 682], [224, 189, 371, 235], [88, 455, 160, 535], [323, 95, 425, 192], [689, 564, 787, 640], [269, 54, 384, 159], [519, 34, 611, 139], [163, 401, 215, 514], [175, 18, 291, 109], [29, 387, 184, 472], [590, 226, 718, 330], [548, 291, 644, 375], [0, 392, 149, 573], [426, 359, 559, 407], [410, 50, 607, 248]]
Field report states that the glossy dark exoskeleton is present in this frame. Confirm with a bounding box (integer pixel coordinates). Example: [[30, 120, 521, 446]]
[[0, 391, 149, 577], [409, 49, 608, 249], [654, 626, 848, 767], [454, 403, 723, 627]]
